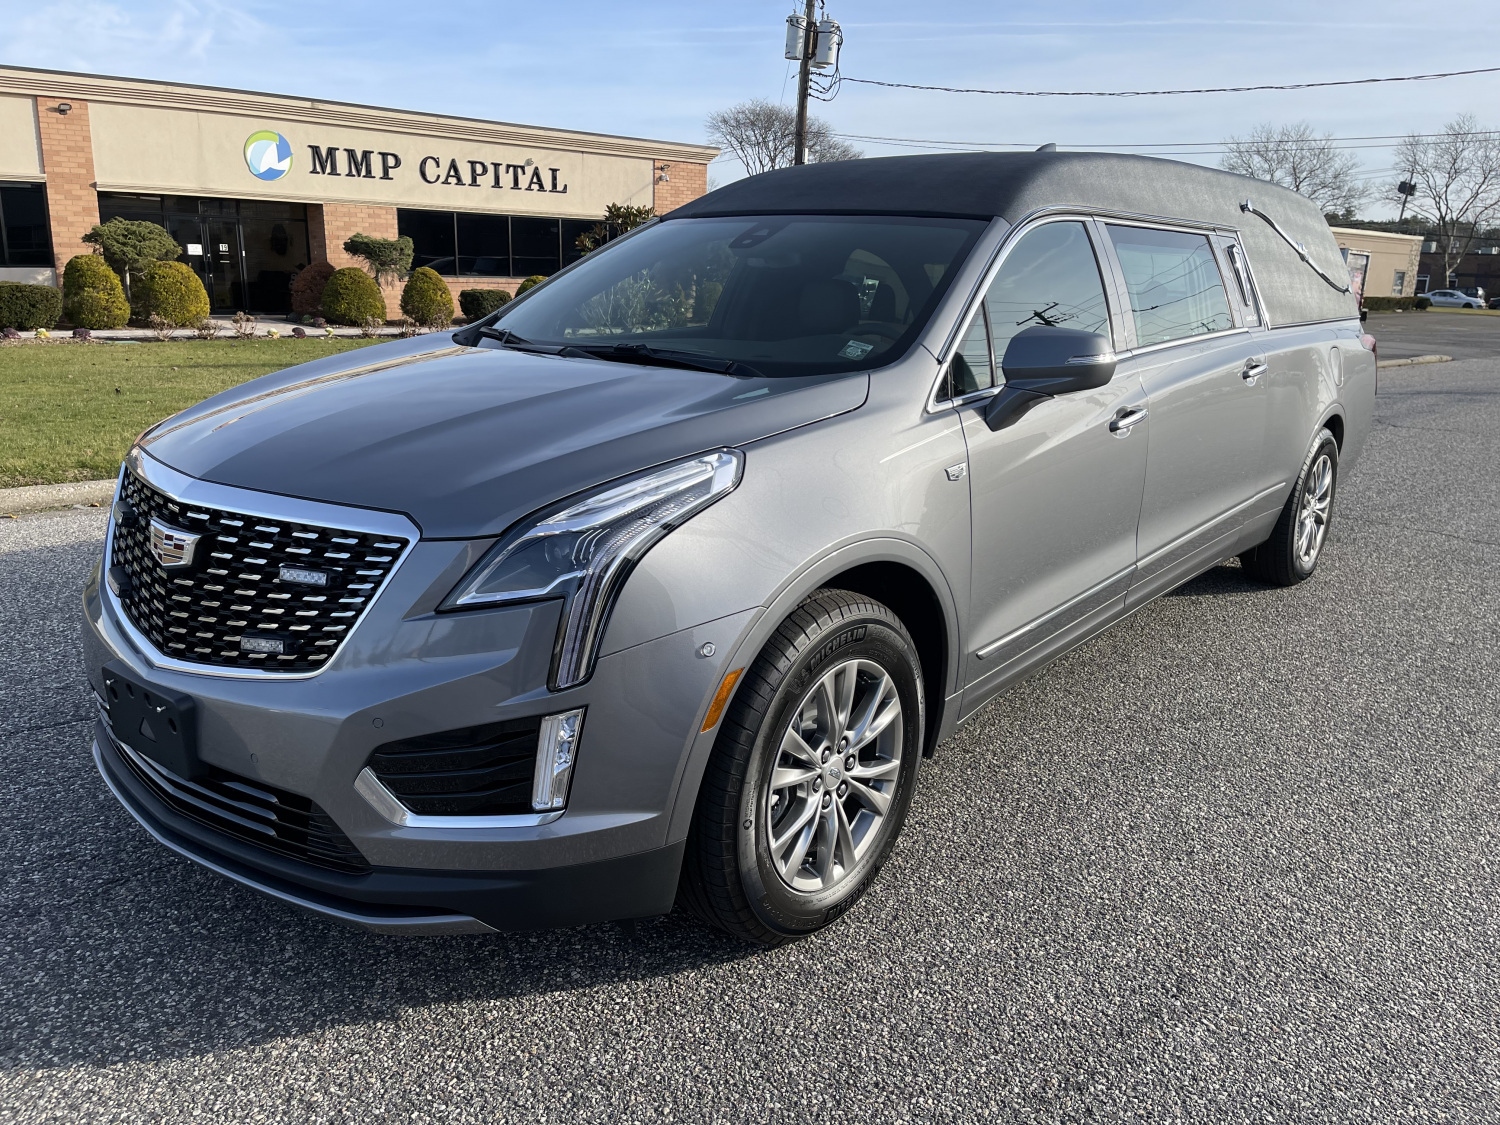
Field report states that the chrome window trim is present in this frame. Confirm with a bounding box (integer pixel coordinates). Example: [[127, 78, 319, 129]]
[[102, 448, 422, 681], [355, 768, 564, 829], [1100, 219, 1243, 352], [925, 211, 1120, 414], [1117, 326, 1252, 360]]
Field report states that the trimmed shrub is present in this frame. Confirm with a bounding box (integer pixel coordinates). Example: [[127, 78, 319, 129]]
[[0, 282, 63, 330], [1415, 295, 1432, 310], [401, 266, 454, 328], [1361, 295, 1423, 312], [322, 267, 387, 326], [515, 274, 548, 295], [290, 260, 337, 316], [459, 288, 512, 321], [63, 254, 130, 328], [135, 260, 210, 325], [82, 217, 180, 302], [343, 233, 413, 286]]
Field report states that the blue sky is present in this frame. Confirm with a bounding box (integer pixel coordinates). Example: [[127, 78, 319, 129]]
[[7, 0, 1500, 215]]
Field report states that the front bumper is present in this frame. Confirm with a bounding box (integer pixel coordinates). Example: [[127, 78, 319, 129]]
[[95, 725, 685, 933], [83, 484, 760, 932]]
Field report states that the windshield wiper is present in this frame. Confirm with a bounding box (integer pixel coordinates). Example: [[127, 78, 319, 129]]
[[469, 326, 576, 356], [567, 343, 762, 379]]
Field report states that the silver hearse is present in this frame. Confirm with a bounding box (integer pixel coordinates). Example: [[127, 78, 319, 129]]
[[84, 152, 1375, 944]]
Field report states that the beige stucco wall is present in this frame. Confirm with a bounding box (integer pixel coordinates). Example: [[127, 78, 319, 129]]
[[89, 102, 656, 217], [0, 93, 42, 178], [1330, 227, 1423, 299]]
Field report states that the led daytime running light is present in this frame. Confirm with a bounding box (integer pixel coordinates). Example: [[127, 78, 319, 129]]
[[443, 449, 743, 689]]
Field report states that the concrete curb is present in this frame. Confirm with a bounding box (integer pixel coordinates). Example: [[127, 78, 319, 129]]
[[1, 479, 116, 517], [1377, 354, 1453, 368]]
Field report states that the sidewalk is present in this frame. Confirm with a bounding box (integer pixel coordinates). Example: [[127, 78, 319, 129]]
[[10, 317, 414, 341], [1, 479, 116, 517]]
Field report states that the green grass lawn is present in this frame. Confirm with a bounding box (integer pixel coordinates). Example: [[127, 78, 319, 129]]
[[0, 338, 382, 488]]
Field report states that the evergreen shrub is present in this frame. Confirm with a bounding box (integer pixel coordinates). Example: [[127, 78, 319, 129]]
[[459, 288, 512, 321], [63, 255, 130, 328], [0, 282, 63, 330], [322, 267, 387, 326], [516, 275, 548, 295], [400, 267, 454, 328], [135, 261, 210, 325]]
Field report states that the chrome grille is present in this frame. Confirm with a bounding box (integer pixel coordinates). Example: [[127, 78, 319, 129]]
[[109, 470, 409, 673]]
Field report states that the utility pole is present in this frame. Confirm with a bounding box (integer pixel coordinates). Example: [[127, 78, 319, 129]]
[[792, 0, 816, 166]]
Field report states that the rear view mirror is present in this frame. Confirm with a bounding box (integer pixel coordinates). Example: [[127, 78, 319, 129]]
[[984, 326, 1116, 431]]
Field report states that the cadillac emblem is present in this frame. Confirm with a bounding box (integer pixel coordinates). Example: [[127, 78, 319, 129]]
[[148, 517, 201, 570]]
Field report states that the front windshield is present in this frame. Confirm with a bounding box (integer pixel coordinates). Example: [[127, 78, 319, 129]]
[[490, 214, 987, 377]]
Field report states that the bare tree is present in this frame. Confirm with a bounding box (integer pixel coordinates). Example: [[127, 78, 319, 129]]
[[1392, 114, 1500, 287], [706, 99, 861, 177], [1221, 122, 1367, 215]]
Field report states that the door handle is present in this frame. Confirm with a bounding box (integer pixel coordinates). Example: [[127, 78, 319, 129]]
[[1242, 357, 1268, 384], [1109, 406, 1147, 433]]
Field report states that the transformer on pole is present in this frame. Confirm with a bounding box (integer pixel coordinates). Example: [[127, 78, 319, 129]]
[[785, 6, 841, 165]]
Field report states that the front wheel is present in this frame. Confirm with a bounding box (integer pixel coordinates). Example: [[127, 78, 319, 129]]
[[679, 589, 924, 945], [1241, 428, 1338, 586]]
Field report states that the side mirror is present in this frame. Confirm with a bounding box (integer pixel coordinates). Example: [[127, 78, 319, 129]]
[[984, 326, 1116, 431]]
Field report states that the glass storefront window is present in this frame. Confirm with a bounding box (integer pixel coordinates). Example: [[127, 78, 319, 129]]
[[0, 182, 52, 268], [455, 212, 509, 276], [398, 209, 615, 278], [512, 216, 561, 277], [95, 193, 309, 313]]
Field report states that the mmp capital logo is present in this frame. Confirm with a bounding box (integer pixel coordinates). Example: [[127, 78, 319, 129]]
[[244, 130, 292, 181]]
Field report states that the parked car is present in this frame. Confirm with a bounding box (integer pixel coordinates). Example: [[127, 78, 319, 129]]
[[85, 153, 1375, 944], [1488, 295, 1500, 310], [1461, 286, 1487, 303], [1426, 289, 1484, 308]]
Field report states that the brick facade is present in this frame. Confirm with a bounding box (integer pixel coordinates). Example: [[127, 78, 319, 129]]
[[652, 160, 709, 215], [35, 97, 100, 277], [309, 202, 403, 317]]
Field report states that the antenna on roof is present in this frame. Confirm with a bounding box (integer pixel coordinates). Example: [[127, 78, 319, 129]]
[[1035, 143, 1058, 152]]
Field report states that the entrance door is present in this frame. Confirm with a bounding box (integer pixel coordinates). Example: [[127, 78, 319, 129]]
[[203, 220, 245, 312], [163, 215, 245, 313], [952, 219, 1149, 707]]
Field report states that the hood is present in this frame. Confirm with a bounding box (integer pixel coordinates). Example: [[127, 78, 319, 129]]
[[138, 334, 868, 539]]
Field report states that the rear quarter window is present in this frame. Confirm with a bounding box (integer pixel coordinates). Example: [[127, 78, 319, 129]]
[[1107, 226, 1235, 347]]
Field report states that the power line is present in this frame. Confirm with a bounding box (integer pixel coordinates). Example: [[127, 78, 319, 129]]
[[840, 65, 1500, 98], [830, 129, 1500, 151]]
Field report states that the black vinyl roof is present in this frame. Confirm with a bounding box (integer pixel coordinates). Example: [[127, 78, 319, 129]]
[[667, 152, 1357, 327]]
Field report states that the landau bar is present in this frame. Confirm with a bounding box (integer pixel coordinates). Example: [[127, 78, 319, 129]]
[[307, 146, 568, 193]]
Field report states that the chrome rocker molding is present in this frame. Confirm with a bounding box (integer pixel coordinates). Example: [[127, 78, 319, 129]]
[[355, 768, 565, 830], [93, 738, 497, 935], [103, 450, 422, 681], [975, 565, 1136, 660]]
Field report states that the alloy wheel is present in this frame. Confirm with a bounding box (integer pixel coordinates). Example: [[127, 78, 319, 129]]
[[1295, 452, 1334, 569], [764, 658, 904, 893]]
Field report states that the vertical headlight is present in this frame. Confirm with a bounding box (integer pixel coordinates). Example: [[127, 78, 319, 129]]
[[442, 449, 743, 689]]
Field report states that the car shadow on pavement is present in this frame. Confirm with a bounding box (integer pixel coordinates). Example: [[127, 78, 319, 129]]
[[1164, 558, 1265, 598], [0, 535, 763, 1071]]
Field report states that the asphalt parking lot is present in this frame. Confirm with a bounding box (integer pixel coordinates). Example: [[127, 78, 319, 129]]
[[2, 354, 1498, 1123], [1366, 307, 1500, 361]]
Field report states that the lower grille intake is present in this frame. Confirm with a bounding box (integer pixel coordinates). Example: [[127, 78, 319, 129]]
[[367, 718, 543, 817], [105, 723, 370, 874]]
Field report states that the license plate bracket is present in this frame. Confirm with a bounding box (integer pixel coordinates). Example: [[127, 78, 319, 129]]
[[102, 661, 202, 779]]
